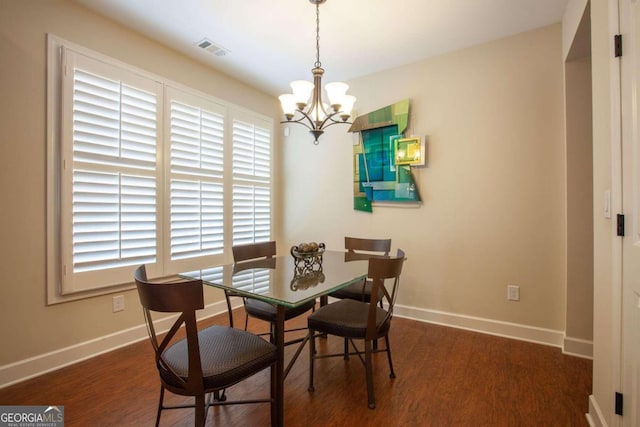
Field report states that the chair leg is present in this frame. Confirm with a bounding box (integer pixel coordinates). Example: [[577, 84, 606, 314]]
[[365, 340, 376, 409], [155, 386, 165, 427], [270, 362, 277, 427], [194, 394, 205, 427], [373, 300, 383, 351], [384, 334, 396, 379], [213, 389, 226, 401], [224, 292, 234, 328], [308, 330, 315, 392], [343, 337, 349, 360]]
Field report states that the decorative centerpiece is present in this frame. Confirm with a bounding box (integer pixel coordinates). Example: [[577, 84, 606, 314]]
[[290, 241, 325, 270], [290, 242, 325, 290], [290, 241, 325, 258]]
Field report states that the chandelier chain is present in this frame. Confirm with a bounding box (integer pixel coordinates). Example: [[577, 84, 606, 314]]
[[315, 2, 321, 68]]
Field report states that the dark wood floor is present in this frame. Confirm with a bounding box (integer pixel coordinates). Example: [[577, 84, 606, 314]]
[[0, 308, 592, 426]]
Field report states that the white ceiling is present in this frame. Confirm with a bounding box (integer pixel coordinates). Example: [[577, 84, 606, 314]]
[[73, 0, 569, 96]]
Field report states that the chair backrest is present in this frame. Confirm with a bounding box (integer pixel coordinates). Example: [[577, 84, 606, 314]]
[[366, 249, 405, 340], [232, 257, 277, 274], [345, 237, 391, 256], [232, 240, 276, 262], [134, 265, 205, 394]]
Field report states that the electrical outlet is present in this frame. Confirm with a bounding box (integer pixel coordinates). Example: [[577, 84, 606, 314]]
[[507, 285, 520, 301], [112, 295, 125, 312]]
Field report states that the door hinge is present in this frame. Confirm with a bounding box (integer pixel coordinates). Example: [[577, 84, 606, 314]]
[[615, 392, 623, 416], [617, 214, 625, 237], [615, 34, 623, 57]]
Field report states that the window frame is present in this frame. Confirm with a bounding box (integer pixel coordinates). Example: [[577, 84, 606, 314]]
[[46, 35, 274, 304]]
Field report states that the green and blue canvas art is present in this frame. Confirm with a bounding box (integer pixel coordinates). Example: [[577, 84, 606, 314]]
[[349, 99, 421, 212]]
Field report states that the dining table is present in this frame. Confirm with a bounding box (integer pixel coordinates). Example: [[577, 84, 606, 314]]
[[179, 249, 370, 427]]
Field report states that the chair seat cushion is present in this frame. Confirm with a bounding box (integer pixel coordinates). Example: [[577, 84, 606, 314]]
[[307, 299, 390, 339], [244, 298, 316, 322], [160, 325, 276, 390], [328, 279, 373, 302]]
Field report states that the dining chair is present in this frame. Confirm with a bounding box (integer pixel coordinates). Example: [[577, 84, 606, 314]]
[[226, 241, 316, 345], [328, 237, 392, 355], [328, 237, 392, 302], [307, 249, 405, 409], [134, 265, 277, 426]]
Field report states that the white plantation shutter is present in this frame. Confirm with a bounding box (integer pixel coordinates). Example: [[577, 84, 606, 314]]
[[48, 38, 274, 301], [60, 50, 161, 293], [232, 118, 272, 245], [233, 120, 271, 179], [168, 91, 225, 264], [72, 172, 156, 271], [232, 185, 271, 244], [170, 180, 223, 259]]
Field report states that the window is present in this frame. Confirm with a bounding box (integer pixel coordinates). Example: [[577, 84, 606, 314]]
[[232, 119, 272, 246], [166, 88, 226, 270], [47, 36, 273, 303]]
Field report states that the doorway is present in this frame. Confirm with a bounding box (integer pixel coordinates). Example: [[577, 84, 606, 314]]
[[564, 3, 594, 357]]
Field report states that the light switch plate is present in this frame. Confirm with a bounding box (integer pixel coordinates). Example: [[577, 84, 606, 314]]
[[507, 285, 520, 301], [112, 295, 125, 312], [604, 189, 611, 219]]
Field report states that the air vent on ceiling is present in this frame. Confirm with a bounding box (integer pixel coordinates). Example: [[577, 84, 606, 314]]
[[195, 38, 229, 57]]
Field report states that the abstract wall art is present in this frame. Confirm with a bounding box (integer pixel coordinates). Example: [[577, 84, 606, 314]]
[[348, 99, 423, 212]]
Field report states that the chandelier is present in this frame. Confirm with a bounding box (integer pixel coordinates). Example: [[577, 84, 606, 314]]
[[278, 0, 356, 144]]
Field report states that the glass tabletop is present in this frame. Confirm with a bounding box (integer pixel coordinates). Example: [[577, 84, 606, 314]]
[[180, 250, 369, 308]]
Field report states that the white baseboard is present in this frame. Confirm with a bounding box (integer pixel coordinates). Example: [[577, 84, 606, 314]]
[[1, 300, 593, 388], [0, 300, 235, 389], [394, 304, 566, 348], [563, 336, 594, 359], [586, 394, 607, 427], [394, 304, 593, 359]]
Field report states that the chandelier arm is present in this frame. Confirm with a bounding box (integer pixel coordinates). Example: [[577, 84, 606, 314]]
[[317, 111, 352, 127], [281, 112, 316, 132], [299, 110, 324, 130], [281, 110, 351, 133], [317, 117, 352, 130], [318, 99, 332, 118]]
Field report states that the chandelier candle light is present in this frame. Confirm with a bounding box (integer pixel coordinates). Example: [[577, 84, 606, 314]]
[[279, 0, 356, 144]]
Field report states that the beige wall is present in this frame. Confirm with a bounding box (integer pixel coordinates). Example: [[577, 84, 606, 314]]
[[563, 0, 594, 348], [563, 0, 595, 349], [280, 25, 567, 331], [0, 0, 279, 366], [565, 55, 594, 343], [563, 0, 590, 59]]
